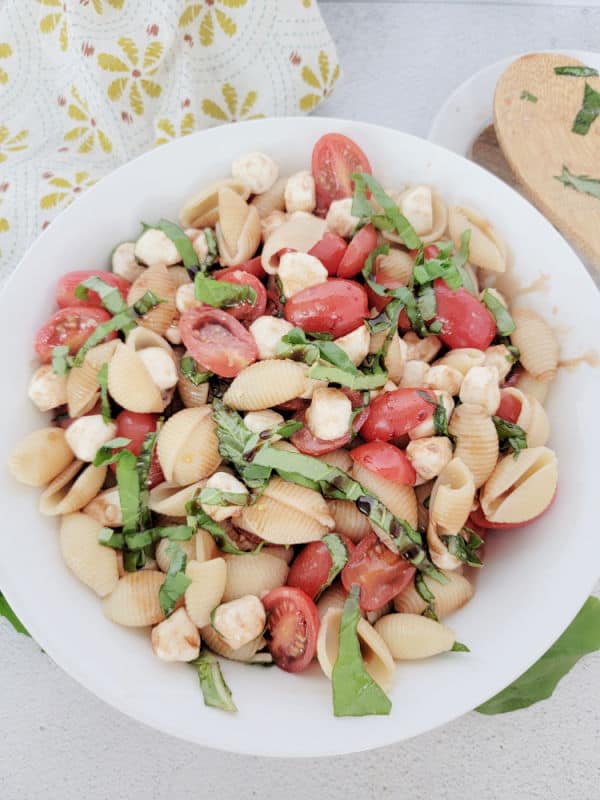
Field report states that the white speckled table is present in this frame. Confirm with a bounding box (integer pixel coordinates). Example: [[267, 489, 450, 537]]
[[2, 3, 599, 798]]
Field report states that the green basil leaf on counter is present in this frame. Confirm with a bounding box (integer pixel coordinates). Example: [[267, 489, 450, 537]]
[[191, 650, 237, 712], [180, 355, 211, 386], [554, 65, 599, 77], [143, 218, 199, 269], [194, 273, 256, 308], [452, 641, 470, 652], [572, 81, 600, 135], [555, 165, 600, 201], [482, 289, 516, 336]]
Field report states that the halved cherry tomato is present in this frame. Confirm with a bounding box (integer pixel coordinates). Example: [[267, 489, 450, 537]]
[[34, 306, 114, 363], [213, 268, 267, 324], [360, 388, 436, 443], [179, 307, 257, 378], [308, 232, 348, 276], [495, 390, 522, 423], [291, 410, 354, 456], [468, 494, 556, 530], [55, 270, 131, 309], [284, 279, 368, 338], [434, 278, 496, 350], [233, 255, 266, 280], [398, 308, 412, 331], [350, 441, 416, 485], [56, 402, 102, 429], [337, 224, 378, 279], [408, 245, 440, 261], [112, 411, 164, 487], [311, 133, 372, 215], [287, 536, 355, 600], [262, 586, 320, 673], [341, 532, 415, 611]]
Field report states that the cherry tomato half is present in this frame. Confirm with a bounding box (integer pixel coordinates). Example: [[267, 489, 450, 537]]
[[284, 279, 368, 338], [434, 278, 496, 350], [262, 586, 320, 673], [112, 411, 164, 487], [360, 388, 436, 443], [350, 441, 416, 485], [341, 532, 415, 611], [233, 255, 266, 280], [495, 389, 522, 423], [337, 224, 378, 279], [287, 536, 355, 600], [408, 245, 440, 261], [34, 306, 114, 363], [56, 270, 131, 309], [179, 307, 257, 378], [311, 133, 372, 215], [214, 268, 267, 324], [308, 232, 348, 276], [291, 410, 353, 456]]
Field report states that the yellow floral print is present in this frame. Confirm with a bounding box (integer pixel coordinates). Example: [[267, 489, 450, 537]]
[[301, 0, 312, 6], [202, 83, 263, 124], [86, 0, 125, 13], [98, 37, 163, 116], [0, 126, 28, 164], [179, 0, 247, 48], [40, 171, 96, 211], [299, 50, 340, 112], [155, 111, 196, 146], [0, 184, 9, 243], [62, 86, 112, 154], [36, 0, 68, 53], [0, 43, 12, 85]]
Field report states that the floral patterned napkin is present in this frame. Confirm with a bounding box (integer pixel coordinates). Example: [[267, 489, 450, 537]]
[[0, 0, 340, 281]]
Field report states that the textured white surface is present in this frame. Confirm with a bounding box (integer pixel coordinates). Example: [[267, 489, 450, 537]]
[[2, 1, 600, 797]]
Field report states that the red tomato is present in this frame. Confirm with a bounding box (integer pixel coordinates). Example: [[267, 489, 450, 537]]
[[308, 232, 348, 276], [284, 279, 368, 338], [112, 411, 164, 487], [275, 397, 308, 414], [350, 441, 416, 485], [341, 532, 415, 611], [266, 274, 285, 317], [213, 268, 267, 324], [337, 224, 378, 279], [262, 586, 320, 673], [504, 365, 523, 388], [287, 536, 355, 600], [179, 307, 257, 378], [55, 270, 130, 309], [360, 388, 436, 443], [34, 306, 114, 363], [398, 308, 411, 331], [495, 390, 522, 423], [233, 255, 266, 280], [291, 410, 354, 456], [408, 245, 440, 261], [434, 279, 496, 350], [311, 133, 372, 215]]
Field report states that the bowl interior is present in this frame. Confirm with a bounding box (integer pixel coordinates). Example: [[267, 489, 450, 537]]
[[1, 117, 599, 757]]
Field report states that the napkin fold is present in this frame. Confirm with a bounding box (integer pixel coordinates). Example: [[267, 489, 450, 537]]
[[0, 0, 340, 280]]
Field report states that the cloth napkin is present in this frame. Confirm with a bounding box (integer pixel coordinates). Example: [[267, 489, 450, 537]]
[[0, 0, 340, 281]]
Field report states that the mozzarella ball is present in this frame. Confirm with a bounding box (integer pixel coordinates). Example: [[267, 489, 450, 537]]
[[299, 364, 328, 400], [211, 595, 266, 650], [306, 387, 352, 441], [400, 186, 433, 236], [459, 366, 500, 415], [244, 409, 285, 435], [164, 321, 182, 346], [112, 241, 144, 283], [334, 324, 370, 367], [326, 198, 359, 238], [278, 251, 327, 299], [27, 365, 68, 412], [284, 170, 316, 214], [483, 344, 513, 383], [65, 415, 117, 462], [261, 210, 288, 242], [409, 391, 454, 440], [175, 283, 201, 314], [202, 471, 249, 522], [403, 332, 442, 363], [249, 316, 294, 360], [231, 151, 279, 195], [425, 364, 463, 396], [406, 436, 453, 483], [134, 228, 181, 267], [400, 360, 430, 388], [151, 608, 200, 662], [138, 347, 178, 391]]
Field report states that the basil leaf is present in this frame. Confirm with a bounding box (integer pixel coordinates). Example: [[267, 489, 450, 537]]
[[92, 437, 132, 467], [332, 584, 392, 716], [415, 573, 438, 621], [180, 355, 211, 386], [137, 429, 158, 530], [417, 284, 437, 321], [194, 273, 256, 309], [442, 529, 484, 567], [123, 549, 148, 572], [482, 289, 516, 336], [0, 593, 30, 637], [316, 534, 349, 600], [199, 487, 248, 507], [98, 527, 125, 549], [478, 596, 600, 714], [493, 416, 528, 456], [520, 90, 538, 102], [116, 449, 140, 534], [143, 218, 199, 269], [572, 81, 600, 135], [198, 228, 219, 273], [412, 231, 470, 291], [351, 173, 421, 249], [416, 390, 450, 437], [186, 500, 263, 555], [452, 641, 470, 652], [212, 402, 272, 490], [97, 363, 112, 423], [51, 345, 73, 375], [555, 165, 600, 201], [158, 541, 192, 616], [278, 327, 359, 373], [124, 525, 193, 550], [307, 362, 388, 390], [191, 650, 237, 712], [131, 289, 165, 317], [554, 65, 599, 77], [76, 276, 128, 315], [71, 311, 134, 368]]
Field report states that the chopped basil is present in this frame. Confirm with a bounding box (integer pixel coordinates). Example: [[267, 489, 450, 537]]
[[351, 172, 421, 249], [75, 276, 128, 315], [71, 311, 133, 368], [493, 416, 528, 456], [412, 231, 470, 291], [417, 284, 437, 321], [506, 344, 520, 363], [428, 320, 443, 334], [180, 355, 211, 386], [571, 82, 600, 135], [306, 362, 388, 390], [124, 525, 193, 550], [451, 641, 470, 652], [199, 487, 248, 507], [277, 327, 359, 373], [520, 90, 538, 102], [316, 534, 350, 600], [481, 288, 516, 336], [198, 228, 219, 273], [555, 165, 600, 201], [98, 527, 125, 549], [131, 289, 165, 317], [116, 449, 141, 534], [331, 584, 392, 717], [51, 345, 73, 375], [415, 573, 438, 621], [97, 363, 112, 423], [0, 593, 29, 637], [92, 436, 132, 467], [159, 541, 192, 617], [554, 65, 599, 77], [191, 650, 237, 712], [137, 429, 158, 530], [142, 218, 199, 270], [416, 390, 451, 438], [194, 273, 256, 309], [186, 500, 263, 555], [442, 528, 484, 567]]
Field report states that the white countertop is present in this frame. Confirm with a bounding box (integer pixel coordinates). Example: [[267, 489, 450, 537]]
[[2, 3, 599, 798]]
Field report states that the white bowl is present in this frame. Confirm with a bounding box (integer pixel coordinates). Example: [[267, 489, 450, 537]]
[[1, 117, 599, 757]]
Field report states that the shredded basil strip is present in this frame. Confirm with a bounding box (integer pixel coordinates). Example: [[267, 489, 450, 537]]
[[124, 525, 193, 550], [115, 450, 141, 534], [520, 90, 538, 103], [277, 327, 364, 376], [493, 416, 528, 456], [194, 273, 257, 309], [442, 529, 484, 567], [307, 362, 387, 390], [131, 289, 165, 317], [159, 541, 192, 617], [191, 650, 237, 712], [555, 165, 600, 201], [481, 289, 516, 336], [137, 429, 158, 530], [554, 65, 599, 77], [572, 81, 600, 135], [71, 311, 132, 368], [51, 345, 73, 375], [75, 276, 128, 315], [452, 641, 470, 652], [97, 363, 112, 423], [317, 534, 349, 600], [351, 172, 421, 249], [199, 487, 248, 507], [332, 584, 392, 717], [198, 228, 219, 274], [187, 500, 263, 555], [412, 231, 470, 291], [93, 436, 132, 467], [416, 390, 451, 438], [98, 527, 125, 549], [0, 593, 30, 637], [415, 573, 438, 621], [143, 218, 199, 269], [180, 355, 211, 386]]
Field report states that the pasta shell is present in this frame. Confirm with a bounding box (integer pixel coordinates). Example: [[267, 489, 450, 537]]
[[223, 360, 306, 411], [222, 552, 289, 602], [384, 189, 448, 246], [39, 461, 107, 516], [448, 403, 499, 488], [429, 457, 475, 534], [317, 448, 353, 473], [262, 545, 294, 565], [179, 178, 250, 229], [156, 407, 221, 486], [316, 583, 349, 620], [108, 342, 164, 413], [415, 480, 434, 530], [510, 308, 559, 383], [177, 350, 210, 407], [374, 248, 413, 287], [8, 427, 74, 487], [215, 187, 261, 267], [261, 211, 327, 274], [251, 176, 287, 218], [66, 340, 119, 418], [28, 364, 68, 412], [513, 370, 549, 404], [103, 571, 165, 627], [434, 347, 485, 375], [149, 480, 205, 517], [384, 331, 406, 383], [155, 536, 197, 573], [448, 206, 507, 273], [201, 624, 267, 662], [263, 477, 333, 528], [168, 265, 192, 289], [125, 326, 174, 354], [394, 571, 474, 619], [374, 613, 455, 659], [59, 512, 119, 597], [84, 487, 123, 528], [317, 608, 395, 690], [500, 388, 550, 447], [184, 557, 227, 626], [127, 264, 177, 336], [327, 499, 372, 543], [480, 446, 558, 524]]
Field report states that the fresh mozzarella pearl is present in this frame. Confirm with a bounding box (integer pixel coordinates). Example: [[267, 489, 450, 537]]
[[231, 151, 279, 195], [151, 608, 200, 662], [65, 415, 117, 462], [400, 360, 430, 388], [334, 325, 370, 366], [459, 366, 500, 415], [249, 316, 293, 360], [138, 347, 178, 391], [201, 471, 249, 522], [425, 364, 463, 396], [175, 283, 201, 314], [326, 198, 359, 238], [27, 365, 68, 412], [483, 345, 513, 383], [278, 251, 327, 299], [185, 228, 210, 262], [211, 595, 266, 650], [306, 387, 352, 441], [134, 228, 181, 267], [406, 436, 453, 483], [284, 171, 316, 213], [111, 241, 144, 282]]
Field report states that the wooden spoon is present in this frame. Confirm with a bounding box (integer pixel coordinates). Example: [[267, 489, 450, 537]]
[[493, 52, 600, 270]]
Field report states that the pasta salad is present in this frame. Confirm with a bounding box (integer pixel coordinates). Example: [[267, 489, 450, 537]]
[[8, 133, 559, 717]]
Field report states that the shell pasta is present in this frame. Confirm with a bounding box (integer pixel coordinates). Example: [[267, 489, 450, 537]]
[[9, 131, 560, 718]]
